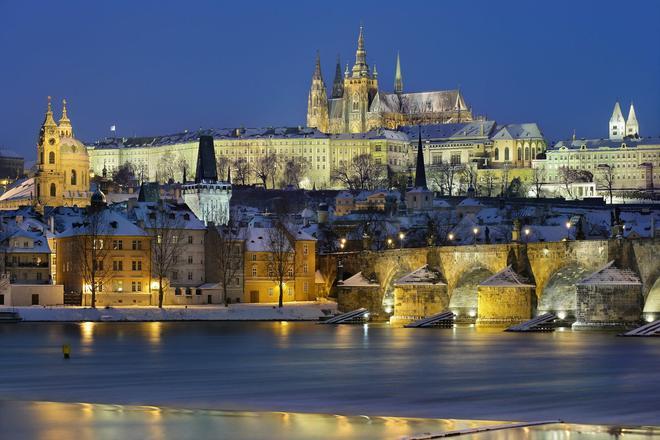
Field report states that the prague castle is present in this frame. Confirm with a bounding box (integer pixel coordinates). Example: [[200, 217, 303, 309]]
[[0, 98, 90, 210], [307, 26, 473, 134]]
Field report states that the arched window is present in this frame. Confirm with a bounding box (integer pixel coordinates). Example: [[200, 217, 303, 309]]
[[70, 170, 77, 185], [532, 147, 536, 159], [494, 148, 499, 161], [517, 147, 522, 161], [504, 148, 510, 161], [50, 183, 56, 197], [49, 152, 55, 164], [525, 147, 530, 160]]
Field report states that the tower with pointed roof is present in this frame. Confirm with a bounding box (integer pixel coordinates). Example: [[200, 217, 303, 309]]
[[609, 101, 625, 140], [394, 52, 403, 94], [306, 52, 329, 132], [342, 25, 379, 133], [30, 97, 90, 211], [331, 55, 344, 99], [625, 102, 639, 137], [405, 126, 432, 211], [182, 135, 232, 225]]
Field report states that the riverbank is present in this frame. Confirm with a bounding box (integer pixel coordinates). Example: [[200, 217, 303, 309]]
[[1, 301, 337, 322]]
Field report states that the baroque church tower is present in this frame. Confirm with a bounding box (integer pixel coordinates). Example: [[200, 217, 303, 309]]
[[306, 52, 329, 133], [34, 97, 90, 210]]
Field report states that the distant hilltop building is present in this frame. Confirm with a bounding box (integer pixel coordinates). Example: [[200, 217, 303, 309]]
[[609, 101, 639, 140], [0, 97, 90, 211], [307, 26, 473, 134], [0, 150, 24, 181]]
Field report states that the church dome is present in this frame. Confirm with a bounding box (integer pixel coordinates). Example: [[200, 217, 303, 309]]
[[59, 136, 88, 155], [90, 187, 107, 207]]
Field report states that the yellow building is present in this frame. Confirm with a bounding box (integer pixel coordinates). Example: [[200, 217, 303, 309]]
[[55, 198, 152, 306], [0, 97, 90, 211], [242, 220, 316, 303], [87, 128, 410, 189]]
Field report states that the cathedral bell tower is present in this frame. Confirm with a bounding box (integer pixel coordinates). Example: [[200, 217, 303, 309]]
[[343, 26, 378, 133], [306, 52, 329, 132]]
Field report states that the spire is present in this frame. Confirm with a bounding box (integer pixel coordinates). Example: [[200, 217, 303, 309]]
[[313, 51, 323, 81], [43, 96, 57, 128], [227, 166, 231, 183], [195, 135, 218, 183], [626, 102, 639, 137], [331, 54, 344, 98], [414, 126, 427, 189], [394, 51, 403, 94], [372, 64, 378, 79], [58, 98, 73, 137], [351, 25, 369, 77], [609, 101, 625, 140]]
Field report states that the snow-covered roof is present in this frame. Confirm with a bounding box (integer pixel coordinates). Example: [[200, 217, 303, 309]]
[[130, 201, 205, 230], [550, 137, 660, 151], [393, 265, 445, 286], [340, 272, 379, 288], [371, 90, 469, 114], [0, 177, 34, 202], [491, 123, 544, 140], [432, 199, 452, 208], [457, 197, 483, 207], [57, 209, 147, 238], [314, 270, 325, 284], [400, 121, 496, 140], [480, 266, 534, 287], [577, 261, 641, 286]]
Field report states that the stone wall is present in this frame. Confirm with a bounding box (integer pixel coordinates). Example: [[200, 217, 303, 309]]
[[336, 286, 383, 319], [575, 284, 643, 328], [390, 285, 449, 326], [477, 285, 534, 327]]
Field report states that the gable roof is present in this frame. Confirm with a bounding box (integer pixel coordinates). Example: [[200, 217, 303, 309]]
[[577, 261, 641, 285], [480, 266, 534, 287], [393, 265, 445, 286], [340, 271, 379, 287]]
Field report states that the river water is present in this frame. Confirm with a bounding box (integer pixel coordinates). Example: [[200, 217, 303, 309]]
[[0, 322, 658, 435]]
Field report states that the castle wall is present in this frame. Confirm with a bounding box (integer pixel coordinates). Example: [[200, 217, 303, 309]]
[[477, 285, 534, 327], [574, 283, 643, 328]]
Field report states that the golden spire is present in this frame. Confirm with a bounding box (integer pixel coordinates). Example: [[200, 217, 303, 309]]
[[58, 98, 73, 137], [43, 96, 57, 127]]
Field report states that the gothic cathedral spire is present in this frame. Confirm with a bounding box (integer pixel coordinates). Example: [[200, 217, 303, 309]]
[[609, 101, 625, 140], [351, 25, 370, 78], [394, 51, 403, 94], [332, 55, 344, 98], [306, 51, 329, 132]]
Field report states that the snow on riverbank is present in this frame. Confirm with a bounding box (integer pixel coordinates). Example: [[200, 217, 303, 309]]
[[2, 301, 338, 322]]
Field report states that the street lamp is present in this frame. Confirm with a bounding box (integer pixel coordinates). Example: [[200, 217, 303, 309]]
[[472, 227, 479, 244], [399, 232, 405, 249], [387, 238, 393, 248], [565, 221, 571, 241], [524, 228, 530, 242], [448, 233, 454, 244]]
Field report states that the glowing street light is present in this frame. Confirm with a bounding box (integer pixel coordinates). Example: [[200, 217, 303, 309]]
[[387, 238, 393, 248], [448, 233, 454, 244], [472, 227, 479, 244], [524, 228, 530, 242], [398, 232, 405, 249], [565, 221, 571, 240]]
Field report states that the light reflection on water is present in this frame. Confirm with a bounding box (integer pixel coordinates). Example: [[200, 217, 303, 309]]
[[0, 322, 658, 427], [1, 401, 657, 440]]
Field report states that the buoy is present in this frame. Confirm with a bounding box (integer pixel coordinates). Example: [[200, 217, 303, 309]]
[[62, 344, 71, 359]]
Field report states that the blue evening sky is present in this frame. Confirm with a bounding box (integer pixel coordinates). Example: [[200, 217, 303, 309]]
[[1, 0, 659, 160]]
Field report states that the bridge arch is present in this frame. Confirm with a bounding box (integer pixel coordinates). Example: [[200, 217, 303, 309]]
[[448, 267, 494, 316], [538, 262, 591, 317], [643, 276, 660, 318]]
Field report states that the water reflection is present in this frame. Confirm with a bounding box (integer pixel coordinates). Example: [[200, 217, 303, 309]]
[[1, 401, 657, 440]]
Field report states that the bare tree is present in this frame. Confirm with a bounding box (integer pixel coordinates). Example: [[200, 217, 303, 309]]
[[146, 201, 187, 308], [232, 157, 251, 185], [176, 155, 191, 183], [156, 151, 176, 183], [207, 214, 244, 306], [71, 208, 112, 308], [597, 164, 615, 204], [112, 162, 136, 188], [331, 153, 386, 190], [479, 170, 497, 197], [282, 157, 310, 188], [135, 162, 149, 184], [216, 154, 231, 181], [428, 163, 461, 196], [254, 152, 279, 188], [531, 166, 546, 198], [265, 218, 296, 308], [500, 164, 511, 197]]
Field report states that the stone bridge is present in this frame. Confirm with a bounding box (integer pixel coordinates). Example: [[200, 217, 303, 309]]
[[318, 238, 660, 322]]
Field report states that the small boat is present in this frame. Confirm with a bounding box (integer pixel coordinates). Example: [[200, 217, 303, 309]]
[[0, 311, 23, 323]]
